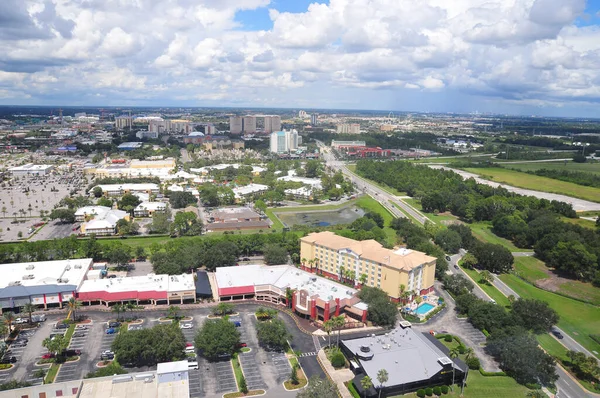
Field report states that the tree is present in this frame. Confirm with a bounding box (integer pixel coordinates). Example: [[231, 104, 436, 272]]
[[332, 315, 345, 347], [478, 270, 494, 285], [195, 319, 240, 360], [296, 376, 338, 398], [359, 273, 367, 286], [112, 303, 124, 321], [21, 303, 37, 324], [526, 391, 546, 398], [461, 253, 477, 269], [566, 350, 600, 382], [0, 323, 8, 342], [202, 241, 238, 271], [472, 242, 514, 273], [572, 153, 587, 163], [211, 303, 235, 316], [169, 191, 196, 209], [486, 328, 558, 385], [256, 319, 291, 351], [263, 244, 289, 265], [289, 362, 300, 385], [305, 160, 322, 178], [239, 373, 249, 393], [106, 246, 131, 267], [49, 208, 76, 223], [66, 297, 82, 321], [167, 305, 182, 320], [135, 246, 146, 259], [323, 320, 334, 348], [254, 199, 267, 213], [3, 312, 15, 334], [171, 211, 202, 236], [376, 369, 388, 398], [117, 193, 141, 212], [434, 229, 462, 254], [357, 287, 397, 326], [42, 334, 69, 358], [360, 375, 373, 398], [548, 240, 598, 281], [443, 274, 474, 296], [448, 224, 475, 250], [92, 186, 103, 198], [97, 197, 113, 207], [150, 207, 172, 234], [82, 235, 101, 259], [449, 347, 460, 390], [112, 323, 186, 367], [511, 298, 559, 334], [468, 301, 510, 332]]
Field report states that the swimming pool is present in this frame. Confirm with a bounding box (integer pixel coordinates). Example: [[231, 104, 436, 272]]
[[415, 303, 435, 315]]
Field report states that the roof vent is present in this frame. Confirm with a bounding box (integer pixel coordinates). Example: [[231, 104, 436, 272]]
[[438, 357, 453, 366], [65, 265, 71, 271], [8, 281, 22, 286], [26, 264, 35, 270], [360, 345, 371, 353], [74, 264, 82, 269], [22, 274, 35, 280]]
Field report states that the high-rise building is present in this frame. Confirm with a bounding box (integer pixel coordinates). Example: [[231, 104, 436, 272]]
[[205, 124, 216, 135], [115, 115, 133, 130], [263, 115, 281, 133], [336, 123, 361, 134], [229, 116, 243, 134], [243, 116, 257, 134], [299, 110, 308, 118], [270, 129, 298, 153], [310, 113, 318, 125]]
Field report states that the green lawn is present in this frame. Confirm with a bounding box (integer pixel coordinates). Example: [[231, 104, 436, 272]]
[[457, 263, 511, 308], [396, 371, 531, 398], [537, 334, 569, 362], [498, 273, 600, 358], [470, 222, 532, 253], [402, 198, 458, 224], [505, 160, 600, 176], [513, 256, 600, 306], [464, 167, 600, 203], [561, 216, 597, 230]]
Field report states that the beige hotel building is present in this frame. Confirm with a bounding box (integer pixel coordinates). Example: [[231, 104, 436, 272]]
[[300, 231, 436, 301]]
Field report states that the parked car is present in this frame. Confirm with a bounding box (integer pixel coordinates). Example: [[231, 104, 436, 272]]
[[108, 322, 121, 328], [188, 361, 199, 370], [55, 323, 68, 329], [107, 275, 117, 279], [72, 332, 86, 338], [185, 346, 195, 354], [105, 328, 116, 334], [445, 255, 451, 261], [454, 264, 459, 269], [0, 356, 17, 364], [42, 353, 55, 359], [237, 342, 248, 348], [62, 349, 81, 357], [180, 323, 193, 329], [14, 318, 28, 324]]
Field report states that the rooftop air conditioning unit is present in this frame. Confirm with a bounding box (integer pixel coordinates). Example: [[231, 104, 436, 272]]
[[8, 281, 22, 286], [26, 264, 35, 270], [74, 264, 82, 269], [22, 275, 35, 280]]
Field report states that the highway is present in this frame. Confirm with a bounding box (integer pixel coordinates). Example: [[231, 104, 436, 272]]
[[318, 143, 597, 397], [318, 142, 429, 224]]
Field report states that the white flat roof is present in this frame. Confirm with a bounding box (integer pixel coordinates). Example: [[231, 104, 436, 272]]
[[78, 273, 195, 294], [157, 360, 189, 374], [216, 264, 357, 301], [135, 202, 166, 211], [9, 163, 54, 171], [233, 183, 268, 197], [90, 183, 159, 193], [1, 258, 92, 290]]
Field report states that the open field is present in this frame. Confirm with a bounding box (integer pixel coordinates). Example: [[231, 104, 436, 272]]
[[505, 160, 600, 175], [464, 167, 600, 203], [498, 273, 600, 357], [402, 198, 459, 225], [561, 216, 597, 230], [537, 334, 569, 362], [513, 256, 600, 306], [470, 222, 532, 252]]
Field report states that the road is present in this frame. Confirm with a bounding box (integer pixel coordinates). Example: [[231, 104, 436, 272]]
[[318, 142, 428, 224], [428, 165, 600, 212]]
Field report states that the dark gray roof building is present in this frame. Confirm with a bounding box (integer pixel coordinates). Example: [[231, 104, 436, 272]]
[[341, 324, 467, 397]]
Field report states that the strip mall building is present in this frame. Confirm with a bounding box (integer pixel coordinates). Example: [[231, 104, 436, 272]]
[[300, 232, 436, 301]]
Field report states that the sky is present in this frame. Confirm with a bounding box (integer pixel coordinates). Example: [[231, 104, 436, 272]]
[[1, 0, 600, 117]]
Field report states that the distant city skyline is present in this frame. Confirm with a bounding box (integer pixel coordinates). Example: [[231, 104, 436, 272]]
[[0, 1, 599, 117]]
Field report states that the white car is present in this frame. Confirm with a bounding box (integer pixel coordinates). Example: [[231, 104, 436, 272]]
[[188, 361, 199, 370], [180, 323, 193, 330]]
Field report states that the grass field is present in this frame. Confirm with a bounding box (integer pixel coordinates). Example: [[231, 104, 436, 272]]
[[498, 273, 600, 358], [561, 216, 597, 230], [470, 222, 532, 253], [537, 334, 569, 362], [402, 198, 459, 224], [396, 371, 531, 398], [457, 263, 511, 308], [513, 256, 600, 306], [505, 160, 600, 176], [464, 167, 600, 203]]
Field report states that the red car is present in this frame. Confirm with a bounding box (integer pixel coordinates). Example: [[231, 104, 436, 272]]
[[237, 343, 247, 348], [42, 353, 55, 359], [185, 342, 193, 347]]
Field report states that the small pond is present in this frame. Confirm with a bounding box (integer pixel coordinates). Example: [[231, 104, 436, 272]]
[[276, 206, 365, 227]]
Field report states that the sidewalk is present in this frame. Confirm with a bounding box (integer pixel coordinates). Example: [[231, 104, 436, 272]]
[[313, 325, 382, 337], [317, 348, 354, 398]]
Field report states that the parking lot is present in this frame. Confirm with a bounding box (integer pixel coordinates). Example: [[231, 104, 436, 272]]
[[0, 327, 39, 385], [0, 305, 322, 397]]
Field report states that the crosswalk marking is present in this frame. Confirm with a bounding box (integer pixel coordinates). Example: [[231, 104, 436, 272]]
[[299, 352, 317, 357]]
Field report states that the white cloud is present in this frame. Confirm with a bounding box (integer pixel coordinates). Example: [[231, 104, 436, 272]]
[[0, 0, 598, 114]]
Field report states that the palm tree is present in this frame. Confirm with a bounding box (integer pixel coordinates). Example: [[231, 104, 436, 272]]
[[0, 323, 8, 342], [111, 303, 123, 321], [22, 303, 37, 324], [398, 284, 407, 303], [1, 206, 6, 218], [360, 375, 373, 398], [126, 301, 138, 321], [27, 204, 32, 217], [3, 312, 15, 334], [359, 273, 367, 286], [301, 258, 307, 269], [464, 347, 474, 361], [339, 265, 345, 281], [333, 315, 345, 347], [414, 295, 423, 305], [323, 319, 334, 347], [449, 347, 461, 391], [376, 369, 389, 398], [67, 297, 82, 321], [308, 259, 315, 272]]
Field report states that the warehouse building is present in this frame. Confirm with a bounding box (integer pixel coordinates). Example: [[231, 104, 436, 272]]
[[342, 323, 467, 396], [8, 164, 55, 176], [0, 258, 93, 312], [90, 183, 160, 197]]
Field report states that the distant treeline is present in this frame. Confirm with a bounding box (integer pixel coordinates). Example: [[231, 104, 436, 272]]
[[513, 168, 600, 189]]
